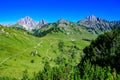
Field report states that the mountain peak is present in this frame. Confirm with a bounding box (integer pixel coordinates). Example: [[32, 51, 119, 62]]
[[77, 15, 114, 34], [88, 15, 96, 18], [22, 16, 33, 20], [58, 19, 70, 24], [37, 20, 47, 26], [24, 16, 31, 19], [16, 17, 48, 30], [58, 19, 67, 22], [86, 15, 97, 21], [17, 16, 37, 30], [21, 16, 34, 22], [58, 19, 70, 26], [40, 20, 47, 24]]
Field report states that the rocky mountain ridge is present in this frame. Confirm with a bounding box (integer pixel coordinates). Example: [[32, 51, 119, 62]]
[[8, 15, 120, 34], [77, 15, 120, 34], [16, 16, 47, 30]]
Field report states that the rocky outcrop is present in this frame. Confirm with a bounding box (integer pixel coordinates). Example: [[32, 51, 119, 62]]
[[77, 15, 118, 34], [17, 16, 37, 30], [17, 16, 47, 30], [37, 20, 47, 26], [9, 15, 120, 33], [58, 19, 70, 27]]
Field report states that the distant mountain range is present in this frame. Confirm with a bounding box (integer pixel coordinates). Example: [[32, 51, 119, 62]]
[[5, 15, 120, 34], [77, 15, 120, 34]]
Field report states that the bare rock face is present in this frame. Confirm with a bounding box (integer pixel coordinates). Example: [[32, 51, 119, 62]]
[[86, 15, 98, 21], [37, 20, 47, 26], [17, 16, 37, 30], [0, 29, 5, 33], [58, 19, 70, 27], [77, 15, 114, 34], [17, 16, 47, 30]]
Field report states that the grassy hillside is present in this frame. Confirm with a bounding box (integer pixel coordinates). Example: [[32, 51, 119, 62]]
[[0, 25, 96, 79], [0, 26, 43, 78]]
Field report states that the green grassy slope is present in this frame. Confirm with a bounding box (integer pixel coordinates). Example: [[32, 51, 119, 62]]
[[0, 25, 96, 78], [0, 26, 43, 78]]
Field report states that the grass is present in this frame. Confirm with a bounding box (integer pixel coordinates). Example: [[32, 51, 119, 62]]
[[0, 25, 96, 79]]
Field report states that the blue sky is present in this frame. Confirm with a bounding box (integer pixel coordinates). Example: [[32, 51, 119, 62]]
[[0, 0, 120, 24]]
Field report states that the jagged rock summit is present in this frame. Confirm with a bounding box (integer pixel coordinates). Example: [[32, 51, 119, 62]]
[[37, 20, 47, 27], [9, 15, 120, 34], [17, 16, 37, 30], [77, 15, 110, 28], [86, 15, 98, 21], [17, 16, 47, 30], [77, 15, 114, 33]]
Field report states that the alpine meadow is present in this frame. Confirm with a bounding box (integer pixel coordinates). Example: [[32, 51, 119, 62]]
[[0, 0, 120, 80]]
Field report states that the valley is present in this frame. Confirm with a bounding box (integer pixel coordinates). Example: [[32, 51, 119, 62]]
[[0, 15, 120, 79], [0, 0, 120, 79], [0, 24, 96, 78]]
